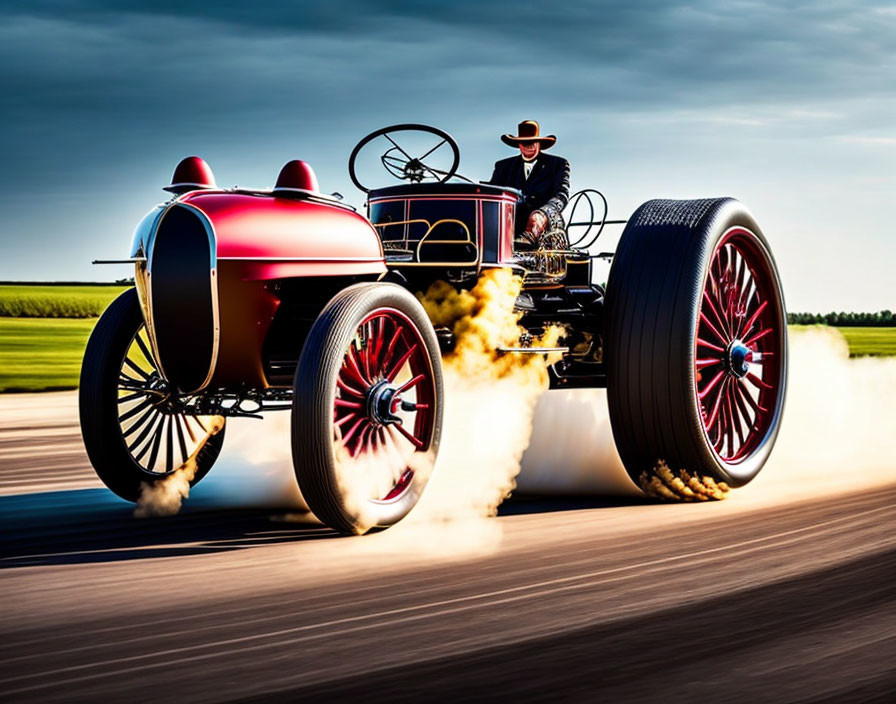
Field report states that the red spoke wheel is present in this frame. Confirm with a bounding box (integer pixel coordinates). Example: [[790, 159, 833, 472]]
[[695, 229, 786, 466], [292, 283, 443, 534], [606, 198, 787, 493], [80, 288, 226, 502]]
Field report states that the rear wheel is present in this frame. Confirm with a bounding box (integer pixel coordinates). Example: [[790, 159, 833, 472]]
[[292, 283, 443, 534], [79, 289, 225, 502], [605, 198, 787, 498]]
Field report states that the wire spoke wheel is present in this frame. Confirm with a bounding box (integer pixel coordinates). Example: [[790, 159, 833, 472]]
[[695, 229, 785, 464], [606, 199, 787, 495], [80, 288, 225, 501], [333, 308, 437, 501], [116, 325, 221, 476], [292, 283, 443, 534]]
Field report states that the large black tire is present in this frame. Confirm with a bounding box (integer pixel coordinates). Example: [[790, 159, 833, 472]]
[[605, 198, 787, 498], [292, 283, 443, 534], [79, 289, 225, 502]]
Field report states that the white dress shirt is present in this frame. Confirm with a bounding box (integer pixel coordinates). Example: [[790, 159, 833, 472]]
[[523, 157, 537, 179]]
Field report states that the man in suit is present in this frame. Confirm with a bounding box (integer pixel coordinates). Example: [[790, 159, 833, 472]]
[[487, 120, 570, 247]]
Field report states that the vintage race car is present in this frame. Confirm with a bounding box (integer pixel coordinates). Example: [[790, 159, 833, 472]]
[[81, 124, 788, 533]]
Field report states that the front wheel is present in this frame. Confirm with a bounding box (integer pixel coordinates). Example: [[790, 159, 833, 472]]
[[79, 288, 225, 502], [291, 283, 443, 534], [605, 198, 787, 498]]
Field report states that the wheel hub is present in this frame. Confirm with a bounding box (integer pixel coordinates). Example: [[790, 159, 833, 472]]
[[404, 159, 425, 182], [142, 374, 176, 412], [726, 340, 752, 378], [367, 380, 403, 426]]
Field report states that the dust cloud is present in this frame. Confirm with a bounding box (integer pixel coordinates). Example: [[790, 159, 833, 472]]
[[333, 424, 425, 534], [166, 305, 895, 537], [520, 325, 896, 504], [743, 326, 896, 501], [134, 416, 225, 517], [189, 412, 304, 512], [410, 270, 563, 518], [321, 268, 562, 534], [518, 388, 634, 495], [349, 269, 563, 552]]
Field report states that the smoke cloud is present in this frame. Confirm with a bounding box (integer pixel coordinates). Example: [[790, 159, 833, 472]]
[[144, 293, 895, 536], [342, 269, 563, 551], [134, 415, 225, 517], [408, 269, 563, 521], [201, 412, 306, 512], [326, 269, 562, 533], [333, 424, 427, 534], [519, 325, 896, 504], [743, 326, 896, 502], [518, 388, 634, 495]]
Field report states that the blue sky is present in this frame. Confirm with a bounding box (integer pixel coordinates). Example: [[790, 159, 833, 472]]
[[1, 1, 893, 312]]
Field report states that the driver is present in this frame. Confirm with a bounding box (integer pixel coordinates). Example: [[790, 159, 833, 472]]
[[487, 120, 570, 247]]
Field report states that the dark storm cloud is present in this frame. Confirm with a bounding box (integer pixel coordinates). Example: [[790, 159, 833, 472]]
[[3, 0, 895, 114], [2, 0, 892, 175], [2, 0, 893, 169], [1, 0, 894, 289]]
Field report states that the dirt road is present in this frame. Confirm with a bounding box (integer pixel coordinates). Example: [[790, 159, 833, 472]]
[[1, 391, 894, 702]]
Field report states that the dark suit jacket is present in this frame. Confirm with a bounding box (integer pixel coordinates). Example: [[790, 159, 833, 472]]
[[488, 152, 570, 233]]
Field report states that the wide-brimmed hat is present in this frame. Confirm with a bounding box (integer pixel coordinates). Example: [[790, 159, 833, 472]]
[[501, 120, 557, 149]]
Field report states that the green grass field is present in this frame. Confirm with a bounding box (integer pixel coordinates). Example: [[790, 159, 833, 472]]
[[835, 327, 896, 357], [1, 316, 894, 393], [0, 318, 97, 392], [0, 285, 128, 318]]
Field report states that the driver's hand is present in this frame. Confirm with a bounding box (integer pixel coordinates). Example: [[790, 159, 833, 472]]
[[519, 230, 540, 247], [526, 210, 548, 238]]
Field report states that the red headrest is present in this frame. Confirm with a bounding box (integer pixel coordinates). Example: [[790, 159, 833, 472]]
[[164, 156, 216, 194], [274, 160, 319, 193]]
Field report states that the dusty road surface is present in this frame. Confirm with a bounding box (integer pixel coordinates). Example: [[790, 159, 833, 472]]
[[1, 391, 895, 703]]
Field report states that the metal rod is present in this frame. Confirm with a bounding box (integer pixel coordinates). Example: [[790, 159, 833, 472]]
[[568, 220, 627, 227]]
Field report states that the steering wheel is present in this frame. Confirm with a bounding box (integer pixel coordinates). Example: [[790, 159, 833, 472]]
[[348, 124, 461, 193]]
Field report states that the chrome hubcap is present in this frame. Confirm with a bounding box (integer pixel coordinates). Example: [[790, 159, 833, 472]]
[[367, 380, 402, 425], [726, 340, 752, 378]]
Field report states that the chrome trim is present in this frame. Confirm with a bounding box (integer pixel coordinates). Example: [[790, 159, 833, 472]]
[[164, 182, 215, 193], [131, 207, 166, 383], [271, 186, 323, 197], [146, 202, 220, 394], [414, 219, 478, 266], [480, 262, 526, 272], [497, 346, 569, 354], [216, 256, 384, 262], [374, 217, 481, 268], [130, 205, 166, 259], [383, 262, 481, 268], [93, 258, 147, 264], [135, 260, 162, 384], [478, 182, 523, 197]]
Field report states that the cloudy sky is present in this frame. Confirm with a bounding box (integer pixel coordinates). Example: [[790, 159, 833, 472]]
[[1, 0, 894, 312]]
